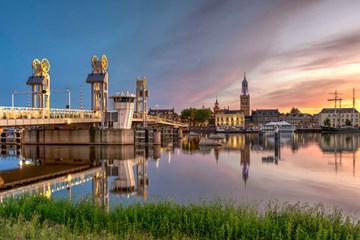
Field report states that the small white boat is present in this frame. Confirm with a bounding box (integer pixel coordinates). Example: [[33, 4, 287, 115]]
[[208, 133, 224, 140], [260, 121, 295, 133], [189, 131, 200, 136], [198, 137, 222, 146]]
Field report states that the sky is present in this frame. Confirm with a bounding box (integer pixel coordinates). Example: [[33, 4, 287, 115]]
[[1, 0, 360, 114]]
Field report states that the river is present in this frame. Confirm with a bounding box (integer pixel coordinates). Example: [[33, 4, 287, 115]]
[[0, 133, 359, 215]]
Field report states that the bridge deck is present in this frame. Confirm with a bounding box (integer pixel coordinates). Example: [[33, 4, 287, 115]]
[[0, 107, 188, 128], [0, 106, 101, 127]]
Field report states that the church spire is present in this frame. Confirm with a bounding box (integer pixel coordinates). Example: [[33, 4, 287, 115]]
[[241, 72, 249, 96], [240, 72, 250, 116]]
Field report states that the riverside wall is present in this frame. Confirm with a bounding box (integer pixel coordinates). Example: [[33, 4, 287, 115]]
[[22, 129, 134, 145]]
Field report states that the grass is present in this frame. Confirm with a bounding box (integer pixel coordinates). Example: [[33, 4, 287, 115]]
[[0, 195, 359, 239]]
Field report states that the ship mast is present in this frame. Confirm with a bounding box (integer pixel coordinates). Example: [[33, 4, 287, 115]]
[[328, 90, 342, 127], [353, 88, 355, 128]]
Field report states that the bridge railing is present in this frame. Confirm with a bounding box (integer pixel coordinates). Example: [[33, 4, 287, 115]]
[[145, 115, 188, 127], [0, 107, 99, 120]]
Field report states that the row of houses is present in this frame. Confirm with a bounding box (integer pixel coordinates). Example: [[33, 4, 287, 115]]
[[214, 107, 359, 129], [147, 106, 360, 129]]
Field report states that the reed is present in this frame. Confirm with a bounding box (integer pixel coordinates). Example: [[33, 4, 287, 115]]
[[0, 195, 359, 239]]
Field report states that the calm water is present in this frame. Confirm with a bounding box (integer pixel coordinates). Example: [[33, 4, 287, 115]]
[[0, 133, 359, 214]]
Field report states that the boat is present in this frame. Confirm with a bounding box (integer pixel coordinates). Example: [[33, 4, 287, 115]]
[[208, 133, 224, 140], [198, 137, 222, 146], [321, 126, 360, 133], [260, 121, 295, 133], [189, 131, 200, 137], [215, 126, 226, 133], [321, 89, 360, 134]]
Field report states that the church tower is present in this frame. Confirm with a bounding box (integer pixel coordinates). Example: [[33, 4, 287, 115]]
[[240, 72, 250, 116], [213, 97, 220, 114]]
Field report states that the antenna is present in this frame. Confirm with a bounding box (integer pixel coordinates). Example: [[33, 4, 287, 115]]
[[353, 88, 355, 128], [27, 87, 30, 108], [80, 85, 83, 110]]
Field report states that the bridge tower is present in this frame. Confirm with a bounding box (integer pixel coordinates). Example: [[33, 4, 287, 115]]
[[135, 76, 149, 126], [108, 92, 136, 129], [86, 55, 109, 116], [26, 58, 51, 109]]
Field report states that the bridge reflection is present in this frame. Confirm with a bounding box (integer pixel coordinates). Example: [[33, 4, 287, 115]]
[[0, 144, 173, 206]]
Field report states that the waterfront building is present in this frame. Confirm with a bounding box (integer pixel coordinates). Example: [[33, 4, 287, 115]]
[[252, 109, 280, 126], [279, 107, 314, 127], [240, 73, 250, 116], [215, 108, 245, 129], [148, 108, 177, 121], [318, 108, 359, 127]]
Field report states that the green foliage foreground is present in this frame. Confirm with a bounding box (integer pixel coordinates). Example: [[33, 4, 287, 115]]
[[0, 196, 359, 240]]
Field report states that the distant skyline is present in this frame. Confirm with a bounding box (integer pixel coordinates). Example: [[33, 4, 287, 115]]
[[1, 0, 360, 114]]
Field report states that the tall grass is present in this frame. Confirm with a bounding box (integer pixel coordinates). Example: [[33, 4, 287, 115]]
[[0, 195, 359, 239]]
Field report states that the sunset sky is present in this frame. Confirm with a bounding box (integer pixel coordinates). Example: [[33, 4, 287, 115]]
[[1, 0, 360, 114]]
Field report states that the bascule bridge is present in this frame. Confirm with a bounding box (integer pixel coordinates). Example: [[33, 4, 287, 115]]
[[26, 58, 51, 109], [86, 55, 109, 116]]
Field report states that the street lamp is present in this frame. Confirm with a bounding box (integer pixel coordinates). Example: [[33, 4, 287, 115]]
[[51, 88, 71, 109], [188, 117, 190, 131], [66, 88, 71, 109]]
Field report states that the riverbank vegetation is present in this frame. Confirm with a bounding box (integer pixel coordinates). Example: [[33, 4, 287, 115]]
[[0, 195, 359, 239]]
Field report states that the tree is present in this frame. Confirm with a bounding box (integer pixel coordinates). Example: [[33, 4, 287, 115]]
[[323, 118, 331, 127], [345, 119, 352, 126], [180, 108, 213, 126], [194, 108, 212, 124], [180, 108, 197, 126]]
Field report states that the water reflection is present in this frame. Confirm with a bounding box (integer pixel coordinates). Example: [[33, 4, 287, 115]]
[[0, 133, 359, 212]]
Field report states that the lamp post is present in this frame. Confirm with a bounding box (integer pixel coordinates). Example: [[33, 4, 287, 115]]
[[50, 89, 71, 109], [188, 117, 190, 132], [66, 88, 71, 109]]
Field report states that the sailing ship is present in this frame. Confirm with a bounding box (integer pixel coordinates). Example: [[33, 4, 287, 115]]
[[321, 89, 360, 133]]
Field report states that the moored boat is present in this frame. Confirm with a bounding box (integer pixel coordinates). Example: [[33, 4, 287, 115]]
[[321, 126, 360, 133]]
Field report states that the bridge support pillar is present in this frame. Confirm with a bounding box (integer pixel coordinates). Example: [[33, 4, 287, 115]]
[[153, 130, 161, 145], [177, 128, 183, 139]]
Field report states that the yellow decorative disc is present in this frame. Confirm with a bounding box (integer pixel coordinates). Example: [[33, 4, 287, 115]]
[[32, 59, 40, 71], [91, 55, 98, 70], [40, 58, 50, 73], [101, 55, 108, 70]]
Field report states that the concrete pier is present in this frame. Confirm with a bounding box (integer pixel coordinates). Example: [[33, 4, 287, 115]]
[[153, 130, 161, 145], [22, 128, 134, 145], [177, 128, 183, 139]]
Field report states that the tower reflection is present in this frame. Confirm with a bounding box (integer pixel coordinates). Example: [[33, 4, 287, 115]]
[[240, 135, 250, 186]]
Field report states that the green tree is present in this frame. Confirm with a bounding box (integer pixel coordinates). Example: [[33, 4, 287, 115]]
[[323, 118, 331, 127], [180, 108, 197, 125], [180, 108, 213, 125], [345, 119, 352, 126], [180, 108, 195, 120], [195, 108, 212, 124]]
